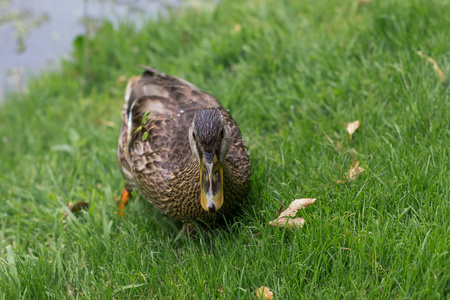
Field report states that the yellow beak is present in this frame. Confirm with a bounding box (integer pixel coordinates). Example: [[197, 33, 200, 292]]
[[200, 154, 224, 213]]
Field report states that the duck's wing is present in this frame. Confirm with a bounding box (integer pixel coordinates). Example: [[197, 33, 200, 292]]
[[222, 110, 252, 186], [118, 67, 223, 184]]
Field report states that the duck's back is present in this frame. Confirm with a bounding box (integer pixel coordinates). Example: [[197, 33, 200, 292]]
[[126, 66, 221, 117]]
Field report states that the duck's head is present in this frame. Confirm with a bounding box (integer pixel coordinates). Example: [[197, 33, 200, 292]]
[[188, 108, 232, 213]]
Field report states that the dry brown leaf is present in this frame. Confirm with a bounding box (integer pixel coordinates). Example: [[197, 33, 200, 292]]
[[256, 286, 274, 300], [338, 160, 365, 184], [346, 120, 360, 140], [347, 160, 365, 180], [417, 51, 446, 83], [269, 198, 316, 229]]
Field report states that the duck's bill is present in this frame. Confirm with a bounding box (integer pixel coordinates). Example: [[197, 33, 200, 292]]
[[200, 155, 224, 213]]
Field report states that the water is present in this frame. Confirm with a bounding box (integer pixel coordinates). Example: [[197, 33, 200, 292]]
[[0, 0, 178, 101]]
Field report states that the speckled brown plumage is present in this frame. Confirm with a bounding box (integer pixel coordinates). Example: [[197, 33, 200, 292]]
[[117, 66, 251, 222]]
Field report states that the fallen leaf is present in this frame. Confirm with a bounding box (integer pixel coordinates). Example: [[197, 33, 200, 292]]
[[347, 160, 365, 180], [346, 120, 360, 140], [269, 198, 316, 229], [417, 51, 446, 83], [256, 286, 274, 300], [62, 201, 89, 219], [338, 160, 365, 183]]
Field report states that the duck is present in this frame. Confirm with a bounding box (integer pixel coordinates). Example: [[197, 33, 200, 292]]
[[117, 66, 251, 222]]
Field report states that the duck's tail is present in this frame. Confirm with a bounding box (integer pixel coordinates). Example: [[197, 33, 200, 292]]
[[124, 66, 166, 103], [124, 76, 140, 103], [139, 65, 167, 78]]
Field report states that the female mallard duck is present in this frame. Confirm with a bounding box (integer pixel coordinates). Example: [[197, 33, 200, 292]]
[[117, 66, 251, 222]]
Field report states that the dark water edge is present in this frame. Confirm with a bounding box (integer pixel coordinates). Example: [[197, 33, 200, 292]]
[[0, 0, 181, 102]]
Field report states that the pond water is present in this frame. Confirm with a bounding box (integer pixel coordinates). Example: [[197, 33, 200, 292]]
[[0, 0, 179, 101]]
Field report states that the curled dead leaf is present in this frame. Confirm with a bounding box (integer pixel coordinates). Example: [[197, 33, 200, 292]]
[[417, 51, 446, 83], [269, 198, 316, 229], [256, 286, 274, 300], [338, 160, 365, 184], [347, 160, 365, 180], [346, 120, 360, 140]]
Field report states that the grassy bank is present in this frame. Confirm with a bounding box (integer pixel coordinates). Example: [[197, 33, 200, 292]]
[[1, 0, 449, 298]]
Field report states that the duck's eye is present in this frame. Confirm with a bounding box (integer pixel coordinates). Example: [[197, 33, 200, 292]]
[[220, 128, 224, 138], [192, 132, 196, 139]]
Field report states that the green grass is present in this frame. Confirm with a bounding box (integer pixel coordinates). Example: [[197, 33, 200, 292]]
[[1, 0, 449, 298]]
